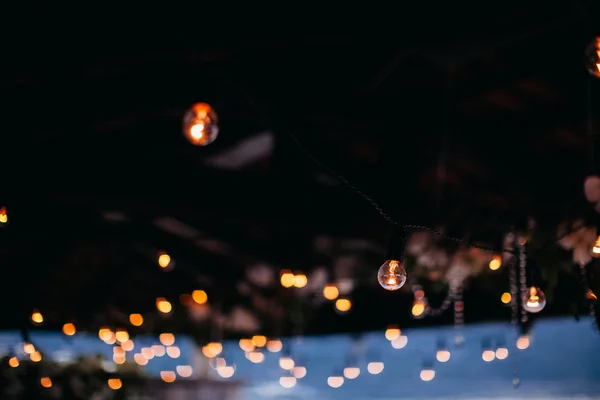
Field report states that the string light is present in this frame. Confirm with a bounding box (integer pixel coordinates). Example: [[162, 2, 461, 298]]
[[522, 286, 546, 313], [517, 240, 530, 323], [182, 102, 219, 146], [323, 284, 339, 300], [585, 36, 600, 78], [377, 260, 407, 291]]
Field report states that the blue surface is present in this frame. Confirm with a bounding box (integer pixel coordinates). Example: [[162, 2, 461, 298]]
[[221, 317, 600, 400], [0, 331, 196, 376]]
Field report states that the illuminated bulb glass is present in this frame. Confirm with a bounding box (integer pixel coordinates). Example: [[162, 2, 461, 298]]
[[158, 252, 172, 269], [323, 284, 339, 300], [183, 102, 219, 146], [279, 356, 295, 370], [585, 37, 600, 79], [495, 347, 508, 360], [411, 298, 428, 318], [292, 366, 307, 378], [420, 369, 435, 381], [482, 349, 495, 362], [500, 292, 511, 304], [327, 376, 344, 388], [488, 255, 502, 270], [367, 361, 384, 374], [516, 335, 530, 350], [521, 286, 546, 313], [279, 376, 297, 388], [252, 335, 267, 347], [384, 326, 401, 341], [266, 339, 282, 352], [239, 338, 255, 352], [343, 367, 360, 379], [0, 206, 7, 225], [217, 365, 235, 378], [436, 349, 451, 363], [592, 236, 600, 258], [377, 260, 407, 290]]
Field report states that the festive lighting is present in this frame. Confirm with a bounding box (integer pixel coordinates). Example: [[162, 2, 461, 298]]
[[293, 273, 308, 288], [377, 260, 407, 290], [160, 371, 176, 383], [239, 338, 255, 352], [500, 292, 512, 304], [488, 255, 502, 270], [266, 339, 283, 352], [62, 322, 76, 336], [40, 377, 52, 388], [247, 351, 264, 363], [495, 347, 509, 360], [115, 329, 129, 343], [159, 333, 175, 346], [522, 286, 546, 313], [157, 252, 172, 269], [335, 298, 352, 312], [586, 37, 600, 78], [411, 298, 427, 318], [367, 361, 384, 374], [343, 367, 360, 379], [327, 375, 344, 388], [183, 102, 219, 146], [167, 346, 181, 358], [420, 368, 435, 381], [129, 313, 144, 326], [108, 378, 122, 390], [592, 235, 600, 258], [391, 335, 408, 349], [31, 310, 43, 325], [176, 365, 193, 377], [0, 206, 7, 225], [280, 270, 295, 288], [191, 290, 208, 304], [156, 298, 172, 314], [217, 365, 235, 378], [152, 345, 166, 356], [292, 366, 307, 378], [252, 335, 267, 347], [280, 376, 296, 388], [8, 357, 19, 368], [384, 326, 401, 341], [436, 349, 451, 363], [30, 351, 42, 362], [323, 284, 339, 300], [279, 356, 295, 370], [516, 335, 530, 350], [482, 349, 495, 362]]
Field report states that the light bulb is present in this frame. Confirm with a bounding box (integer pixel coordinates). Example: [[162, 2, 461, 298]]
[[377, 260, 407, 290], [182, 102, 219, 146], [585, 37, 600, 79], [592, 236, 600, 258], [521, 286, 546, 313]]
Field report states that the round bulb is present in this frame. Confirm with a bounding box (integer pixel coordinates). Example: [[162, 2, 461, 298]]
[[585, 37, 600, 79], [377, 260, 407, 290], [522, 286, 546, 313], [182, 102, 219, 146]]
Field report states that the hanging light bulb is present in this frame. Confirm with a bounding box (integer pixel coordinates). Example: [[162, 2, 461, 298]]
[[521, 286, 546, 313], [182, 102, 219, 146], [377, 260, 407, 290], [585, 36, 600, 78], [0, 206, 7, 226], [592, 235, 600, 258]]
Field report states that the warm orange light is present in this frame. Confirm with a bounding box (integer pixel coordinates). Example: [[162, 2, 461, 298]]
[[156, 298, 172, 314], [384, 326, 401, 341], [115, 329, 129, 343], [99, 327, 113, 341], [121, 339, 134, 351], [587, 289, 597, 300], [31, 310, 43, 324], [134, 353, 148, 365], [30, 351, 42, 362], [252, 335, 267, 347], [108, 378, 122, 390], [239, 338, 255, 352], [176, 365, 193, 377], [62, 323, 76, 336], [23, 342, 35, 354], [280, 270, 295, 288], [0, 207, 7, 224], [412, 300, 426, 317], [129, 313, 144, 326], [167, 346, 181, 358], [40, 377, 52, 388], [266, 339, 283, 352], [293, 273, 308, 288], [323, 284, 339, 300], [159, 333, 175, 346], [335, 298, 352, 312], [160, 371, 176, 383], [191, 290, 208, 304], [8, 357, 19, 368], [592, 236, 600, 258], [158, 252, 171, 269], [489, 255, 502, 271], [501, 292, 512, 304], [183, 102, 219, 146]]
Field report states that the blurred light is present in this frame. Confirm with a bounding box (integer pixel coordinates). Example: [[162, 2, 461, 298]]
[[115, 329, 129, 343], [495, 347, 508, 360], [217, 365, 235, 378], [8, 357, 19, 368], [391, 335, 408, 349], [420, 369, 435, 381], [412, 300, 426, 317], [280, 270, 295, 288], [516, 335, 530, 350], [335, 298, 352, 312], [0, 207, 7, 224], [292, 366, 307, 378], [158, 252, 172, 269], [501, 292, 512, 304], [30, 351, 42, 362], [436, 350, 451, 363], [129, 313, 144, 326], [40, 377, 52, 388], [108, 378, 122, 390], [192, 290, 208, 304], [385, 326, 401, 341], [159, 333, 175, 346], [176, 365, 193, 377], [323, 284, 339, 300], [489, 255, 502, 270], [183, 102, 219, 146], [122, 340, 135, 352], [167, 346, 181, 358], [266, 339, 283, 352], [24, 342, 35, 354], [62, 323, 76, 336], [482, 350, 495, 362], [252, 335, 267, 347], [156, 298, 172, 314], [279, 376, 297, 388], [343, 367, 360, 379], [239, 338, 255, 352], [327, 376, 344, 388], [134, 353, 148, 365], [248, 351, 264, 363], [279, 356, 294, 370], [367, 361, 384, 374], [31, 310, 43, 325], [293, 273, 308, 288], [160, 371, 176, 383], [141, 347, 154, 359]]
